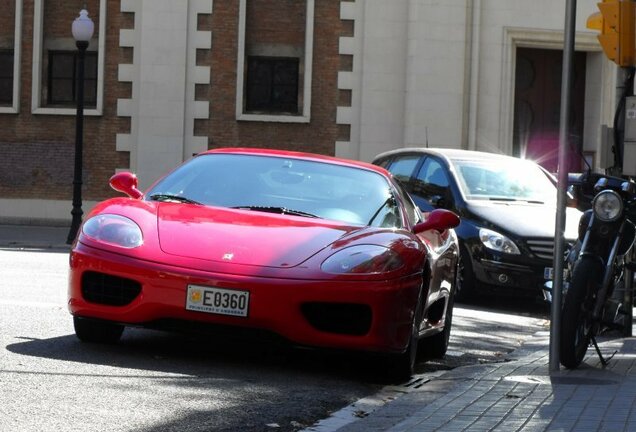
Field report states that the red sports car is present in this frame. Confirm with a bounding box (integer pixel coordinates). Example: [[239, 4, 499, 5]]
[[68, 148, 460, 381]]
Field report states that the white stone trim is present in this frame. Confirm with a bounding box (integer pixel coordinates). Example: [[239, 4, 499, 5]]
[[30, 0, 106, 116], [117, 0, 141, 172], [235, 0, 314, 123], [0, 0, 22, 114], [335, 0, 362, 160], [184, 0, 212, 158], [500, 27, 602, 155]]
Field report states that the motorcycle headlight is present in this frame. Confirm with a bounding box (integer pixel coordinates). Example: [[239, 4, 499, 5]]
[[81, 214, 144, 248], [321, 245, 404, 274], [479, 228, 520, 255], [593, 190, 623, 222]]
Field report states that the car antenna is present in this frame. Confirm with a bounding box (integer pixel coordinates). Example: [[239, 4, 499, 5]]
[[425, 126, 429, 148]]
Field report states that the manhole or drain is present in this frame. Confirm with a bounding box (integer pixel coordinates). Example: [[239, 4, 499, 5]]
[[403, 376, 431, 390]]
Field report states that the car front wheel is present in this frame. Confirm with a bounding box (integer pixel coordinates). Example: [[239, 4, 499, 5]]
[[73, 317, 124, 344]]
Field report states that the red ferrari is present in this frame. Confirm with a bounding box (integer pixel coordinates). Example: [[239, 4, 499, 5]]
[[68, 148, 460, 381]]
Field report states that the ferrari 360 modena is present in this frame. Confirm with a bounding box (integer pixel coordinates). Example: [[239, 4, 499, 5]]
[[68, 148, 460, 381]]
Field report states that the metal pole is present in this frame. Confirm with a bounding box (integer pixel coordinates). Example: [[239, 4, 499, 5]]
[[67, 40, 88, 244], [550, 0, 577, 372]]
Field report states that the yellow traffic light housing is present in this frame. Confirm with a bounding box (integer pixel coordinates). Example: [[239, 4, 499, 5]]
[[587, 0, 636, 67]]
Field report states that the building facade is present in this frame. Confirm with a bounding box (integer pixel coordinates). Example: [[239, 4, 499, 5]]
[[0, 0, 616, 224]]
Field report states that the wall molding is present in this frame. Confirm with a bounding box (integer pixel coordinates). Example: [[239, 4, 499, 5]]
[[31, 0, 106, 116], [235, 0, 314, 123], [0, 0, 22, 114]]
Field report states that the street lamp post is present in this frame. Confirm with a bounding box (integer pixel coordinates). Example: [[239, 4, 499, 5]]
[[67, 8, 94, 244]]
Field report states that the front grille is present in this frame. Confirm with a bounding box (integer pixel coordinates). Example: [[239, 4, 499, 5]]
[[301, 302, 372, 336], [526, 238, 554, 260], [81, 271, 142, 306]]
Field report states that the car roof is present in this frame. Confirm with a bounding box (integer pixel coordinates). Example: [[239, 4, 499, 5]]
[[373, 147, 529, 165], [201, 147, 391, 177]]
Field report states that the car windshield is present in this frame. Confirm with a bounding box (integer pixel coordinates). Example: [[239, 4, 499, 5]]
[[452, 158, 556, 203], [146, 153, 399, 227]]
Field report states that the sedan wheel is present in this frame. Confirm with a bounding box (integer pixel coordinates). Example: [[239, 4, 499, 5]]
[[73, 317, 124, 344], [455, 246, 475, 302]]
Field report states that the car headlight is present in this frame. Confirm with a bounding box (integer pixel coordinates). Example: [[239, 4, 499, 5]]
[[81, 214, 144, 248], [593, 190, 623, 222], [321, 245, 404, 274], [479, 228, 520, 255]]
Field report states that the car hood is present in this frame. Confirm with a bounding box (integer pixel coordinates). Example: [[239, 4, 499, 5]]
[[465, 201, 581, 240], [157, 204, 360, 268]]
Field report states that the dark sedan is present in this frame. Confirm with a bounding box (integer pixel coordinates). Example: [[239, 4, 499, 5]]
[[373, 148, 581, 301]]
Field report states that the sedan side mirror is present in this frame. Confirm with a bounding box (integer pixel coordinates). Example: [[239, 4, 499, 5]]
[[413, 209, 460, 234], [110, 172, 144, 199]]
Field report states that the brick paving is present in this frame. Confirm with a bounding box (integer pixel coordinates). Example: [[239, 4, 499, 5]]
[[328, 332, 636, 432]]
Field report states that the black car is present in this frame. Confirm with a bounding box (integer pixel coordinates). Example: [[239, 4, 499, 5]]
[[373, 148, 581, 301]]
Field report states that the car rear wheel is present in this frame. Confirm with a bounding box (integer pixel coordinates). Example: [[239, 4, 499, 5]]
[[73, 317, 124, 344], [419, 285, 455, 359]]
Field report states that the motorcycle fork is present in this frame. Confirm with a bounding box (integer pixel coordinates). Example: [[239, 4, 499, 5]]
[[593, 220, 626, 321]]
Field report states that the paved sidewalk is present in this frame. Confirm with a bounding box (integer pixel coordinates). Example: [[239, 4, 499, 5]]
[[311, 331, 636, 432], [0, 224, 70, 250]]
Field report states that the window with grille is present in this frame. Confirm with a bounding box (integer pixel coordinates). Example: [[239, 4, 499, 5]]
[[47, 50, 98, 107], [0, 50, 14, 105], [245, 56, 299, 114]]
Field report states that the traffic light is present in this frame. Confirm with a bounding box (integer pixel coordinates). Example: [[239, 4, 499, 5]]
[[587, 0, 636, 67]]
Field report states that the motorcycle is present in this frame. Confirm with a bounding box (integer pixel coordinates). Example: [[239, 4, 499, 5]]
[[558, 172, 636, 369]]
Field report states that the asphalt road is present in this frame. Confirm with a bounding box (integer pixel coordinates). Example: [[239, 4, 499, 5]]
[[0, 249, 548, 432]]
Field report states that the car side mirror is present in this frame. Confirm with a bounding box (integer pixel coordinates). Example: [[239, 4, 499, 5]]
[[413, 209, 460, 234], [110, 172, 144, 199]]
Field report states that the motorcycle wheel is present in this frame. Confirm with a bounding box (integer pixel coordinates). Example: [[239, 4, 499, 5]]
[[559, 256, 602, 369]]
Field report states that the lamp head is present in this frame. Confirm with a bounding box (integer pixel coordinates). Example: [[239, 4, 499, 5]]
[[72, 9, 94, 42]]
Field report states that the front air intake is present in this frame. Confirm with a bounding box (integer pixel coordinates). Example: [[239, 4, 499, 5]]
[[301, 302, 372, 336], [81, 271, 141, 306]]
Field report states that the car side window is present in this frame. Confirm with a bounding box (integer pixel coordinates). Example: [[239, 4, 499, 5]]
[[386, 155, 420, 184], [413, 158, 453, 209]]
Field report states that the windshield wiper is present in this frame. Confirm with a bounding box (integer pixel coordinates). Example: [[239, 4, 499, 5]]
[[149, 194, 202, 205], [368, 196, 397, 225], [232, 206, 320, 218]]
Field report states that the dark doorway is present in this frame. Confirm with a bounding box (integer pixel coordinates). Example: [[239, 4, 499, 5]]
[[513, 47, 587, 173]]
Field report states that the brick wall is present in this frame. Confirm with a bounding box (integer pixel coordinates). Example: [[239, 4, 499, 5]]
[[196, 0, 346, 156], [0, 0, 128, 202], [0, 0, 349, 204]]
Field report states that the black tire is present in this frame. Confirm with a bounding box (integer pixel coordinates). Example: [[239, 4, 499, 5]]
[[455, 245, 475, 303], [378, 289, 425, 383], [74, 317, 124, 344], [419, 284, 456, 359], [382, 322, 418, 384], [559, 256, 602, 369]]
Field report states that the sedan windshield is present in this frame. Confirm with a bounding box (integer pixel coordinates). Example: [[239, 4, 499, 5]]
[[146, 153, 399, 227], [453, 158, 556, 203]]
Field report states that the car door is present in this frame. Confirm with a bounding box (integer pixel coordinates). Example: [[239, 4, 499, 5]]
[[393, 179, 457, 335]]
